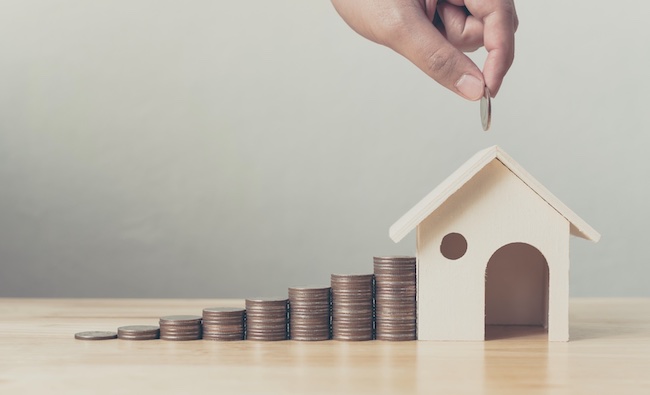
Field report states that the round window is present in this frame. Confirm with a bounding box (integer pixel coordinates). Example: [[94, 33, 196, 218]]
[[440, 232, 467, 260]]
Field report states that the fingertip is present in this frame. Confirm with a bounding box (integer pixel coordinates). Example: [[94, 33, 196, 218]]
[[455, 73, 485, 101], [483, 54, 509, 97], [487, 79, 502, 97]]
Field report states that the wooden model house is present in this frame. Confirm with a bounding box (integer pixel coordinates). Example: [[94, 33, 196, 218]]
[[389, 146, 600, 341]]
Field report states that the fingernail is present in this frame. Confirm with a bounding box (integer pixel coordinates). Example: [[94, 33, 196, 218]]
[[455, 74, 484, 101]]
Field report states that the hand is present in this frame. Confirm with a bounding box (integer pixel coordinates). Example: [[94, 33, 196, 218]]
[[331, 0, 518, 100]]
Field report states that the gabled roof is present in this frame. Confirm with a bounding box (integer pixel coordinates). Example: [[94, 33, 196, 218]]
[[389, 145, 601, 243]]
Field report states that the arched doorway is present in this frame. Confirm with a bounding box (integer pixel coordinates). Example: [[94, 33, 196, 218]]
[[485, 242, 549, 339]]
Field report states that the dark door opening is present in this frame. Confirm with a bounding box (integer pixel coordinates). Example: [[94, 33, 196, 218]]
[[485, 242, 549, 340]]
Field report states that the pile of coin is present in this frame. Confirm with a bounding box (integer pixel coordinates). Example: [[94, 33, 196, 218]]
[[373, 256, 417, 341], [159, 315, 202, 341], [245, 298, 288, 341], [202, 307, 246, 341], [117, 325, 160, 340], [331, 274, 374, 341], [288, 286, 331, 341]]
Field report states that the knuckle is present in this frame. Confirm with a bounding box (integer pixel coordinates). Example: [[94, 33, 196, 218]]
[[424, 47, 457, 80], [461, 43, 482, 53], [503, 1, 517, 17], [513, 14, 520, 32], [504, 2, 519, 31]]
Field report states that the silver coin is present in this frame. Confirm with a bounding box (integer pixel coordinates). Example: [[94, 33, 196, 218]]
[[74, 331, 117, 340], [202, 307, 245, 316], [480, 85, 491, 131], [117, 325, 160, 340], [246, 333, 287, 341], [288, 285, 330, 292], [291, 335, 330, 341], [118, 334, 160, 341], [245, 297, 288, 304], [159, 315, 202, 325], [373, 256, 416, 263], [160, 328, 202, 335], [117, 325, 159, 334], [203, 335, 244, 341], [160, 335, 201, 341], [333, 334, 373, 341], [203, 323, 244, 330], [203, 321, 244, 327]]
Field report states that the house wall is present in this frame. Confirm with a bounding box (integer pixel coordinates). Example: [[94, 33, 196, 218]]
[[416, 159, 570, 341]]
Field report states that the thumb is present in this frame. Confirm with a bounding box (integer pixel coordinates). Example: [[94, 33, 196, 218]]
[[386, 11, 485, 101]]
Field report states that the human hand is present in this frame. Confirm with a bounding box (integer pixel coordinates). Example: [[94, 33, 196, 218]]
[[331, 0, 518, 100]]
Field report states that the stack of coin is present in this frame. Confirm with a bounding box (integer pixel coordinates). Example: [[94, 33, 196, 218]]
[[159, 315, 202, 341], [117, 325, 160, 340], [202, 307, 246, 341], [245, 298, 288, 341], [288, 286, 331, 341], [373, 256, 417, 341], [331, 274, 374, 341]]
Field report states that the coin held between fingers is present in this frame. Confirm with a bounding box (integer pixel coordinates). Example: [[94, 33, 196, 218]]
[[480, 86, 491, 131]]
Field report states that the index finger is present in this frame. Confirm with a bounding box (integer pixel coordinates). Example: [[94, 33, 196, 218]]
[[466, 0, 518, 96]]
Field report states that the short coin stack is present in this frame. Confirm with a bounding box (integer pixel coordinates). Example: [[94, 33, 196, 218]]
[[159, 315, 202, 341], [117, 325, 160, 340], [331, 274, 374, 341], [373, 256, 417, 341], [288, 286, 331, 341], [245, 298, 288, 341], [202, 307, 246, 341]]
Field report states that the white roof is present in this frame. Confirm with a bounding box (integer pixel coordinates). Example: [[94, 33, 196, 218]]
[[389, 145, 601, 243]]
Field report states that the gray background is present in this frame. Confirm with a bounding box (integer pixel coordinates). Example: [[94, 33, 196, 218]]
[[1, 1, 648, 298]]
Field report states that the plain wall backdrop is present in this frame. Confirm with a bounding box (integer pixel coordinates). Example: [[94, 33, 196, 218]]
[[1, 1, 648, 298]]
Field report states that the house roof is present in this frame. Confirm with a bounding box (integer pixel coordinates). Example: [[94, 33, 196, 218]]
[[389, 145, 601, 243]]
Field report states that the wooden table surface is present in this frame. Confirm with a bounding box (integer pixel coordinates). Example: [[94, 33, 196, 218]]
[[1, 298, 649, 394]]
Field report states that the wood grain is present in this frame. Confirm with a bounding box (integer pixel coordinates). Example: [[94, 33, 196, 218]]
[[1, 298, 649, 394]]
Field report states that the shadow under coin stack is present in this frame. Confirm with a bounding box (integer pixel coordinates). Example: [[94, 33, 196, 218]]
[[245, 298, 288, 341], [331, 274, 374, 341], [288, 286, 331, 341], [202, 307, 246, 341], [159, 315, 202, 341], [117, 325, 160, 340], [373, 256, 417, 341]]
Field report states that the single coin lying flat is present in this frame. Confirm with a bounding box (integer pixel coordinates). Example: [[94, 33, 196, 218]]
[[74, 331, 117, 340]]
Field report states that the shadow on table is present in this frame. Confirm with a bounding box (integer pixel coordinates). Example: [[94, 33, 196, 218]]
[[484, 323, 643, 342], [484, 325, 547, 341]]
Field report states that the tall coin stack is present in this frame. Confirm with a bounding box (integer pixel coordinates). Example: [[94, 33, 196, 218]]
[[159, 315, 202, 341], [288, 286, 331, 341], [202, 307, 246, 341], [331, 274, 374, 341], [245, 298, 288, 341], [373, 256, 417, 341]]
